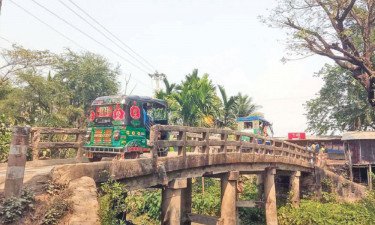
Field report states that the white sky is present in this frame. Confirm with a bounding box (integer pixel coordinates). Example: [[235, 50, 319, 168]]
[[0, 0, 332, 137]]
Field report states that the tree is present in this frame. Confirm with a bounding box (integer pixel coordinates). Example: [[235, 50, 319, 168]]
[[305, 64, 375, 134], [217, 85, 237, 128], [234, 92, 260, 118], [54, 50, 120, 121], [172, 69, 219, 127], [263, 0, 375, 108], [0, 47, 120, 127], [0, 45, 56, 87]]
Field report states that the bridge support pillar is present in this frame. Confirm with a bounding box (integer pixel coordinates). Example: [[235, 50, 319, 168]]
[[257, 173, 264, 201], [220, 171, 239, 225], [161, 178, 188, 225], [290, 171, 301, 207], [182, 178, 192, 225], [264, 168, 277, 225]]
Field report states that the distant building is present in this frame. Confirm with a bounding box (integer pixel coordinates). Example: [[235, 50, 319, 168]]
[[342, 131, 375, 185], [283, 135, 345, 160]]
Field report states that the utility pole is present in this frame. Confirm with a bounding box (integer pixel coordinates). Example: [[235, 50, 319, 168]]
[[149, 71, 166, 92]]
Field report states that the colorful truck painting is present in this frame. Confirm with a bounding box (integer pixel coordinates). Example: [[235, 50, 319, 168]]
[[84, 95, 168, 161]]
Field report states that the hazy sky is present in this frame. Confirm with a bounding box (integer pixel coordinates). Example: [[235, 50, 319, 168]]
[[0, 0, 332, 136]]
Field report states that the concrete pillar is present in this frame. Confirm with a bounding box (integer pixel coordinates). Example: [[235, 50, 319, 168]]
[[4, 126, 30, 198], [161, 178, 188, 225], [368, 165, 373, 190], [221, 171, 239, 225], [182, 178, 192, 225], [264, 168, 277, 225], [257, 173, 264, 201], [290, 171, 301, 207]]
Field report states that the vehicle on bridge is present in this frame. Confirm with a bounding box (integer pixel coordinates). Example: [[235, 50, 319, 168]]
[[84, 95, 168, 161], [237, 116, 273, 144]]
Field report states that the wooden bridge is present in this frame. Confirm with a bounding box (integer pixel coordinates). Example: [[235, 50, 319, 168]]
[[7, 125, 343, 225], [47, 125, 315, 225]]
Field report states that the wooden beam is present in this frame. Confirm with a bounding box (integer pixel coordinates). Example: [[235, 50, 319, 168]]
[[187, 213, 221, 225], [236, 200, 260, 208], [38, 142, 80, 149]]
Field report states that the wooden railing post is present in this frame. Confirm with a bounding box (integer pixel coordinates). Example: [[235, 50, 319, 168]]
[[220, 133, 228, 154], [76, 131, 84, 158], [178, 130, 186, 157], [31, 128, 41, 160], [236, 134, 242, 153], [150, 125, 159, 170]]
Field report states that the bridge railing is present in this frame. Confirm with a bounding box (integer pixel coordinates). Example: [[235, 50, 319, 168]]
[[149, 125, 315, 168], [30, 127, 85, 160]]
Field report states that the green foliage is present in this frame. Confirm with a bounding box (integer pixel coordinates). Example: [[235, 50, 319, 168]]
[[172, 69, 220, 127], [125, 189, 161, 223], [278, 199, 375, 225], [238, 176, 266, 225], [98, 173, 128, 225], [41, 198, 70, 225], [305, 65, 375, 135], [0, 47, 119, 128], [192, 178, 221, 216], [0, 190, 35, 224], [0, 114, 12, 162], [234, 92, 260, 118], [156, 71, 261, 128], [216, 85, 237, 128]]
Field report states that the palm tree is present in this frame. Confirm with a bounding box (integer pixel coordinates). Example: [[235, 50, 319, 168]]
[[172, 69, 218, 127], [235, 92, 260, 118], [217, 85, 237, 128]]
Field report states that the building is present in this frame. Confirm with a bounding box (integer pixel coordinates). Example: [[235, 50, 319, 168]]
[[342, 131, 375, 185]]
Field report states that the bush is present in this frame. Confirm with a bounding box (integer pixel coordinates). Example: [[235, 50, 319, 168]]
[[125, 189, 161, 223], [192, 178, 221, 216], [0, 114, 12, 163], [0, 190, 35, 224], [41, 198, 70, 225], [278, 199, 375, 225], [98, 173, 128, 225]]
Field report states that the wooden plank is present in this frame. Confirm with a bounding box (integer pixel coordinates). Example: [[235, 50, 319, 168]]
[[185, 140, 206, 147], [236, 200, 262, 208], [38, 142, 80, 149], [187, 213, 220, 225], [209, 140, 225, 146], [157, 140, 184, 147], [32, 127, 85, 134]]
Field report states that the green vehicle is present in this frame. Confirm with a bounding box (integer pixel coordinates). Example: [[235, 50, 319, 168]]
[[84, 95, 168, 161]]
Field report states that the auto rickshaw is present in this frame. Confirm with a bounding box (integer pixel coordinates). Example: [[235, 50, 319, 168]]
[[237, 116, 273, 144], [84, 95, 168, 161]]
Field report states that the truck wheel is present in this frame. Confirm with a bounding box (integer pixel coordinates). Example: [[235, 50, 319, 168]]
[[89, 155, 102, 162]]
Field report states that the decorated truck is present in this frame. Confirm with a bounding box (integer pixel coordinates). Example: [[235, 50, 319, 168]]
[[84, 95, 168, 161]]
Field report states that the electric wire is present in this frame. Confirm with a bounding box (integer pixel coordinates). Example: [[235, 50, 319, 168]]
[[8, 0, 87, 50], [58, 0, 155, 73], [0, 35, 13, 45], [30, 0, 151, 75], [67, 0, 158, 72]]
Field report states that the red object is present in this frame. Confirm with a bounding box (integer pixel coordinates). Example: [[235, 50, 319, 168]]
[[113, 108, 125, 121], [288, 132, 306, 140], [86, 131, 91, 141], [130, 105, 140, 119], [113, 130, 120, 140], [89, 110, 95, 121], [96, 106, 113, 117]]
